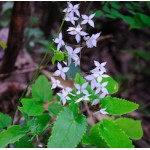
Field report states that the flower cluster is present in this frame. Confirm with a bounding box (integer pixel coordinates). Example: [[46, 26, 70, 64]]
[[52, 2, 108, 115]]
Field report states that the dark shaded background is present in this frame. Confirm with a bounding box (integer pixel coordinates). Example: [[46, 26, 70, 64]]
[[0, 1, 150, 147]]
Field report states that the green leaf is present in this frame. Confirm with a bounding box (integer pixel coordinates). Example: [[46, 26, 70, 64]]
[[32, 75, 52, 102], [0, 40, 7, 50], [75, 73, 86, 85], [138, 13, 150, 26], [82, 123, 109, 148], [101, 96, 139, 115], [47, 103, 87, 148], [15, 135, 34, 148], [95, 10, 103, 17], [27, 113, 51, 135], [101, 77, 119, 94], [115, 117, 143, 140], [48, 102, 63, 116], [0, 112, 12, 128], [52, 51, 64, 64], [0, 125, 25, 148], [18, 98, 44, 116], [99, 119, 134, 148], [110, 2, 121, 10]]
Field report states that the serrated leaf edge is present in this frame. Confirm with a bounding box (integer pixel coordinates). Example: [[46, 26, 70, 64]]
[[114, 117, 143, 140], [101, 96, 139, 115], [47, 106, 88, 148], [98, 119, 134, 148]]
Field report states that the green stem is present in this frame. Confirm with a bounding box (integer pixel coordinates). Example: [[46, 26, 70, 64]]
[[19, 6, 68, 101]]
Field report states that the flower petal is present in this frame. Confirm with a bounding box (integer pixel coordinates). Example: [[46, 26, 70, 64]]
[[81, 20, 88, 25], [75, 34, 81, 43], [61, 72, 66, 80], [82, 14, 88, 20], [88, 20, 95, 28], [89, 13, 95, 19], [57, 62, 62, 70], [53, 70, 61, 76], [62, 67, 69, 73]]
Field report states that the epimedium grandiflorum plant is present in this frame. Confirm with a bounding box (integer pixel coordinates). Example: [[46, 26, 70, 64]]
[[0, 2, 143, 148]]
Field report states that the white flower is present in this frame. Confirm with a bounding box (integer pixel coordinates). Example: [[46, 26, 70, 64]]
[[50, 77, 62, 89], [74, 82, 89, 95], [85, 32, 101, 48], [91, 99, 99, 106], [66, 45, 82, 65], [91, 69, 109, 82], [65, 13, 79, 25], [57, 88, 72, 105], [66, 46, 82, 59], [99, 108, 108, 114], [67, 25, 88, 43], [92, 60, 107, 73], [93, 108, 108, 115], [76, 94, 91, 103], [53, 62, 69, 80], [74, 56, 80, 66], [85, 75, 97, 89], [63, 2, 80, 17], [95, 82, 108, 95], [54, 32, 65, 50], [81, 14, 95, 27]]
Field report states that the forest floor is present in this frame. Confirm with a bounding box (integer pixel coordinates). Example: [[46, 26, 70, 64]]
[[0, 2, 150, 148]]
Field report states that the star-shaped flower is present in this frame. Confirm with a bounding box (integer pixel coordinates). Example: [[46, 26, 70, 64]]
[[81, 14, 95, 27], [85, 32, 101, 48], [63, 2, 80, 17], [75, 94, 91, 103], [67, 25, 88, 43], [95, 82, 108, 95], [54, 32, 65, 50], [85, 74, 97, 89], [92, 60, 107, 73], [91, 69, 109, 82], [74, 56, 80, 66], [53, 62, 69, 80], [65, 13, 79, 25], [57, 87, 72, 105], [50, 77, 62, 89], [74, 82, 89, 95], [91, 99, 100, 106], [66, 45, 82, 65], [93, 108, 108, 115]]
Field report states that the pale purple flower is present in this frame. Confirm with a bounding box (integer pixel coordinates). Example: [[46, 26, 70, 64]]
[[54, 32, 65, 50], [63, 2, 80, 17], [95, 82, 108, 95], [65, 45, 82, 65], [67, 25, 88, 43], [74, 56, 80, 66], [57, 87, 72, 105], [92, 60, 107, 73], [99, 108, 108, 114], [75, 94, 91, 103], [91, 69, 109, 82], [91, 99, 99, 106], [53, 62, 69, 80], [50, 77, 62, 89], [93, 108, 108, 115], [85, 32, 101, 48], [65, 13, 79, 25], [74, 82, 89, 95], [81, 14, 95, 27], [85, 74, 97, 89]]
